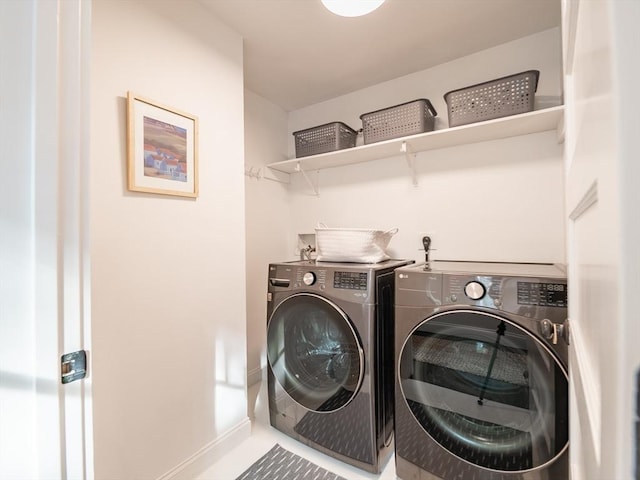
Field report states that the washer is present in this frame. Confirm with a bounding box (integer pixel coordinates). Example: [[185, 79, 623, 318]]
[[394, 261, 569, 480], [266, 259, 412, 473]]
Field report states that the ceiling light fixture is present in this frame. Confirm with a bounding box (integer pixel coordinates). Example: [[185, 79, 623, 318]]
[[321, 0, 386, 17]]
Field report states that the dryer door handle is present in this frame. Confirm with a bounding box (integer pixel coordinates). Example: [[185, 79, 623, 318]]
[[540, 319, 569, 345], [540, 319, 558, 344], [562, 318, 570, 345]]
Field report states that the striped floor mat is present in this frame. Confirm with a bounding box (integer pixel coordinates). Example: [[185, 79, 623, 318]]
[[235, 444, 347, 480]]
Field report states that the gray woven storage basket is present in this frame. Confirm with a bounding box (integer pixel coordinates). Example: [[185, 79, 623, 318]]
[[360, 99, 437, 145], [444, 70, 539, 127], [293, 121, 357, 158]]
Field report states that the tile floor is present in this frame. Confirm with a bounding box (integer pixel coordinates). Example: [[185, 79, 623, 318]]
[[196, 377, 398, 480]]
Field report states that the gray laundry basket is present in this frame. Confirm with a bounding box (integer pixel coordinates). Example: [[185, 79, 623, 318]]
[[444, 70, 539, 127], [360, 99, 437, 144], [293, 121, 358, 158]]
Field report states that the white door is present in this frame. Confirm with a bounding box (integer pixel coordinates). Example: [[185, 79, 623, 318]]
[[563, 0, 640, 478], [0, 1, 93, 478]]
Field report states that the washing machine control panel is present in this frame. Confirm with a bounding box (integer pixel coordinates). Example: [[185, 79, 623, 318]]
[[293, 268, 327, 289], [334, 271, 368, 290], [291, 269, 370, 290]]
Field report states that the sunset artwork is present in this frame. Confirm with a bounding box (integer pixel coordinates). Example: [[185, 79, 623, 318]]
[[142, 116, 188, 183]]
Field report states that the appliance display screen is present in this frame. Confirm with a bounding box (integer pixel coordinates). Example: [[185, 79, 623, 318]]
[[334, 271, 367, 290], [517, 282, 567, 307]]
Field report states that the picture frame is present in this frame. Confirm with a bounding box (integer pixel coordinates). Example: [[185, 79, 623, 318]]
[[126, 92, 199, 198]]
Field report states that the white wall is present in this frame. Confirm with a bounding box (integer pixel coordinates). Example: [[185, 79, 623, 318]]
[[288, 28, 564, 148], [288, 131, 564, 263], [286, 28, 565, 264], [90, 1, 248, 478], [243, 91, 290, 386], [242, 28, 566, 384]]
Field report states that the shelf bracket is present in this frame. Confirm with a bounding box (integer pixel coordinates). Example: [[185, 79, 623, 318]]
[[264, 166, 291, 184], [401, 141, 418, 187], [244, 164, 262, 180], [295, 162, 319, 196]]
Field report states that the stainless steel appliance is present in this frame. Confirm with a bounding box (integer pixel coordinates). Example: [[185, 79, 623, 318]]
[[394, 261, 569, 480], [266, 259, 412, 473]]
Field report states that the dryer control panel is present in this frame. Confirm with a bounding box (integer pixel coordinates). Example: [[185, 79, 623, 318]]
[[438, 275, 567, 322], [445, 275, 499, 307], [517, 281, 567, 307]]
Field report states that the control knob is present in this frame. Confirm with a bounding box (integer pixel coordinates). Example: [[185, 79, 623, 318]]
[[302, 272, 316, 286], [464, 281, 486, 300]]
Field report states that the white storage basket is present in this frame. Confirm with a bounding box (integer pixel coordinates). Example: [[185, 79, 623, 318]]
[[315, 224, 398, 263]]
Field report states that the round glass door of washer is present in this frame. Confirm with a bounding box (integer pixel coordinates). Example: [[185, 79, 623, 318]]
[[398, 309, 568, 472], [267, 293, 364, 412]]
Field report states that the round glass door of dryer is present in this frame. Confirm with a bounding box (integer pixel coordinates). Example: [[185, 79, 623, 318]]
[[398, 309, 568, 473], [267, 293, 364, 412]]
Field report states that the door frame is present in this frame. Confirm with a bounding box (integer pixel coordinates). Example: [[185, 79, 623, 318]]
[[0, 1, 93, 478], [563, 0, 640, 478]]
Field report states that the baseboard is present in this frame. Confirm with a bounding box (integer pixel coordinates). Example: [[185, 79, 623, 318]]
[[156, 417, 252, 480], [247, 365, 264, 387]]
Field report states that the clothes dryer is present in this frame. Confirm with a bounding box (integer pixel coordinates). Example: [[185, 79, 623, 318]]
[[266, 259, 412, 473], [394, 261, 569, 480]]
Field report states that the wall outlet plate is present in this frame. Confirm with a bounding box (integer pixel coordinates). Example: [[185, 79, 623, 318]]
[[297, 233, 316, 259]]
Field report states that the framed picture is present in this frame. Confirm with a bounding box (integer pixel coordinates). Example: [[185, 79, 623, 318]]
[[126, 92, 198, 198]]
